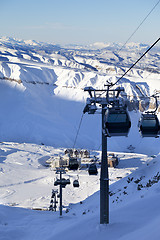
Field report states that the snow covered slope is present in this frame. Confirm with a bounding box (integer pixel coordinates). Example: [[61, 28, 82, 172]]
[[0, 37, 160, 240], [0, 142, 160, 240], [0, 37, 159, 153]]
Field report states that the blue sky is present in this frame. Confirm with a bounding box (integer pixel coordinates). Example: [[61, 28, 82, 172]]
[[0, 0, 159, 45]]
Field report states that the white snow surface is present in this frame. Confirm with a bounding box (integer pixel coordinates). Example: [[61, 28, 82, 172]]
[[0, 37, 160, 239]]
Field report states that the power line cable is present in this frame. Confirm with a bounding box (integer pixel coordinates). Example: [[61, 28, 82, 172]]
[[118, 0, 160, 53]]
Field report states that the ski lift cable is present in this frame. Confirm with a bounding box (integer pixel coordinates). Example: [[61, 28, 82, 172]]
[[97, 143, 102, 151], [111, 37, 160, 87], [73, 113, 84, 149], [117, 0, 160, 53]]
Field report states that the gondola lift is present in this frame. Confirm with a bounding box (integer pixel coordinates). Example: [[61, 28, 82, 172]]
[[54, 179, 60, 186], [68, 157, 79, 170], [61, 178, 68, 188], [105, 106, 131, 137], [73, 179, 79, 188], [138, 96, 160, 137], [88, 163, 98, 175], [138, 112, 160, 137]]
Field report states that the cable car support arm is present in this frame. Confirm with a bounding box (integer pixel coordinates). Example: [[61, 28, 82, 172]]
[[83, 86, 125, 224]]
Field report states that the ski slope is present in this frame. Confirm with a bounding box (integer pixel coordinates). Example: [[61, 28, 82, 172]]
[[0, 37, 160, 239], [0, 142, 160, 240]]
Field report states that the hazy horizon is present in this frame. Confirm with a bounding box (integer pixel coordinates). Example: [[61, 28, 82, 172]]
[[0, 0, 159, 46]]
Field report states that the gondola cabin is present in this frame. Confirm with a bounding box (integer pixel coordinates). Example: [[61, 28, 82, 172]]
[[105, 107, 131, 137], [139, 113, 160, 137], [88, 163, 98, 175], [61, 178, 67, 188], [73, 180, 79, 188], [68, 157, 79, 170]]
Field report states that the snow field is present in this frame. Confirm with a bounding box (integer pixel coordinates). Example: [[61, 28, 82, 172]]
[[0, 37, 160, 239], [0, 142, 160, 240]]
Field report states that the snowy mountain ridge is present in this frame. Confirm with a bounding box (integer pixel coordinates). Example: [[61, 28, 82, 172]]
[[0, 37, 159, 149], [0, 37, 160, 98], [1, 36, 160, 71]]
